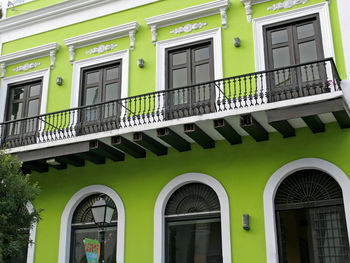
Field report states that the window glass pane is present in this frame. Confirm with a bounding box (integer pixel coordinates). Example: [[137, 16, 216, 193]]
[[299, 41, 319, 81], [298, 41, 317, 63], [105, 83, 119, 101], [86, 72, 100, 85], [10, 102, 23, 120], [195, 64, 210, 84], [27, 99, 40, 117], [194, 47, 210, 62], [12, 87, 24, 100], [272, 47, 291, 68], [71, 226, 117, 263], [172, 52, 187, 66], [172, 68, 188, 88], [30, 85, 41, 97], [85, 87, 99, 106], [297, 23, 315, 39], [106, 67, 119, 81], [271, 29, 288, 45], [167, 218, 222, 263]]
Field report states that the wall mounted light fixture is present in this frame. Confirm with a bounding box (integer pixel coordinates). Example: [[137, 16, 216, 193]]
[[234, 37, 241, 47], [137, 59, 144, 68], [242, 214, 250, 230], [56, 77, 63, 86]]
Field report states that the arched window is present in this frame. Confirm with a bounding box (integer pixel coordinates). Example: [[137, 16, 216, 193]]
[[164, 183, 222, 263], [70, 194, 118, 263], [274, 169, 350, 263]]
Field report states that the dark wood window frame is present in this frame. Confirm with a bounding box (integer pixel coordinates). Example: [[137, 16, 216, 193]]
[[263, 14, 324, 68], [4, 78, 43, 146], [263, 14, 326, 101], [79, 60, 122, 107], [164, 39, 216, 118], [6, 78, 43, 122]]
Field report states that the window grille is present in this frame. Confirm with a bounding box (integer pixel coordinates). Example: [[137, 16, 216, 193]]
[[72, 194, 117, 224], [275, 169, 343, 206], [165, 183, 220, 216]]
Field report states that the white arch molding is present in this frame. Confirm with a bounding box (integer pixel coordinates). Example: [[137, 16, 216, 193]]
[[26, 202, 37, 263], [263, 158, 350, 263], [58, 185, 125, 263], [154, 173, 232, 263]]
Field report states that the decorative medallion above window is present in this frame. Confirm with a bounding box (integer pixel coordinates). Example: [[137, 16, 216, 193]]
[[267, 0, 309, 11], [0, 42, 59, 78], [145, 0, 229, 45], [64, 21, 139, 64]]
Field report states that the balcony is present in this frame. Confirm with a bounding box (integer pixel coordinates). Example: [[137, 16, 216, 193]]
[[2, 58, 349, 172]]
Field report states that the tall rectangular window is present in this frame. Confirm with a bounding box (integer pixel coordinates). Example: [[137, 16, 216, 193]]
[[165, 40, 215, 118], [79, 61, 122, 132], [264, 15, 326, 101], [6, 79, 42, 137]]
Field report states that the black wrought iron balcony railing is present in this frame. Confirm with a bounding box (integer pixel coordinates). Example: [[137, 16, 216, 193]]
[[0, 58, 341, 148]]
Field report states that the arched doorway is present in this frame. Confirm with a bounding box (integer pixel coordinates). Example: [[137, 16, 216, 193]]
[[275, 169, 350, 263]]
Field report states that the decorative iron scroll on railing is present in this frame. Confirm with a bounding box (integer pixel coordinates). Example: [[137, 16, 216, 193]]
[[0, 58, 341, 148]]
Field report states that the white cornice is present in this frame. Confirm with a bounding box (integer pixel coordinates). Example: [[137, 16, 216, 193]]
[[0, 0, 114, 32], [64, 22, 139, 63], [0, 42, 59, 77], [145, 0, 230, 44], [0, 0, 160, 44]]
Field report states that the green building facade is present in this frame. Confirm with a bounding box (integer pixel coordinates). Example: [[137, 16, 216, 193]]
[[0, 0, 350, 262]]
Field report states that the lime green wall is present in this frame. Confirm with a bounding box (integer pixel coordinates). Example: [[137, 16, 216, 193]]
[[1, 0, 346, 114], [29, 123, 350, 263], [1, 1, 349, 261]]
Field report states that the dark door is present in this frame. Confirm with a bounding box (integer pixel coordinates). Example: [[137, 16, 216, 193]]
[[166, 40, 215, 119], [275, 170, 350, 263], [5, 79, 42, 147], [264, 15, 326, 101], [79, 61, 122, 134]]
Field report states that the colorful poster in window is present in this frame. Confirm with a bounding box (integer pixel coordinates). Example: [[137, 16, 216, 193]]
[[83, 238, 100, 263]]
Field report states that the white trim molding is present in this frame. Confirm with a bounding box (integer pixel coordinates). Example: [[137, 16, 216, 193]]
[[154, 173, 232, 263], [145, 0, 229, 44], [26, 202, 37, 263], [253, 2, 335, 72], [64, 21, 139, 64], [0, 68, 50, 123], [70, 49, 129, 110], [156, 27, 223, 112], [58, 185, 125, 263], [0, 0, 160, 44], [0, 43, 59, 77], [263, 158, 350, 263], [337, 0, 350, 80]]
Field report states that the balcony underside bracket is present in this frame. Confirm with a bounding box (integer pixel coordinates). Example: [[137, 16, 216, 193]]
[[332, 110, 350, 129], [88, 140, 125, 162], [269, 120, 295, 138], [133, 132, 168, 156], [22, 161, 49, 173], [56, 155, 85, 167], [157, 128, 191, 152], [240, 114, 269, 142], [213, 119, 242, 145], [184, 123, 215, 149], [302, 115, 325, 134], [111, 136, 146, 158]]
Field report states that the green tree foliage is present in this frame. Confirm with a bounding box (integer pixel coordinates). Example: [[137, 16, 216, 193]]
[[0, 151, 41, 262]]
